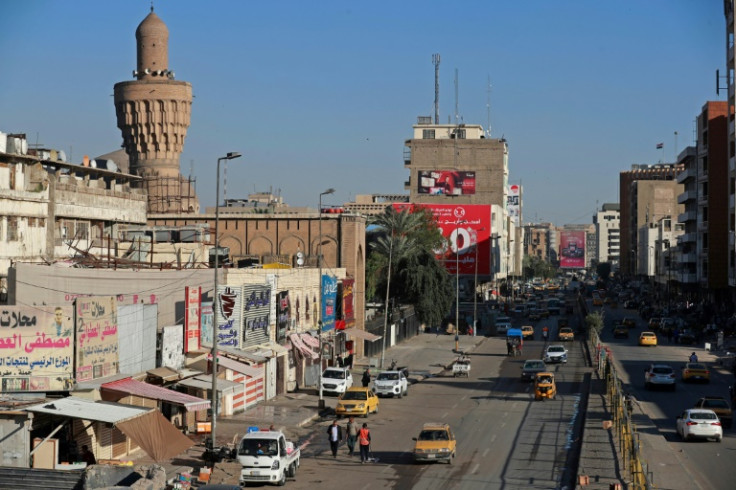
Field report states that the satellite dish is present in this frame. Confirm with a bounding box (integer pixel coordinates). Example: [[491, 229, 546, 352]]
[[296, 252, 304, 266]]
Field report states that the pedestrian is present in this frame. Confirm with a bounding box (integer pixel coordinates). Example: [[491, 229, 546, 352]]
[[80, 445, 96, 466], [358, 422, 371, 463], [326, 419, 342, 459], [361, 368, 371, 388], [345, 416, 358, 456], [506, 339, 512, 356]]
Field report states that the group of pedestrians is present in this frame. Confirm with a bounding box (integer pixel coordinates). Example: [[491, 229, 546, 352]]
[[326, 416, 372, 463]]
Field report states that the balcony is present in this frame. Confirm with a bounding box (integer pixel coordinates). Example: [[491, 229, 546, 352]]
[[730, 155, 735, 174], [677, 190, 696, 204], [678, 210, 696, 223], [680, 252, 697, 264], [403, 147, 411, 166], [680, 232, 696, 244], [404, 180, 411, 189], [698, 192, 708, 205], [731, 193, 735, 210], [676, 167, 696, 183]]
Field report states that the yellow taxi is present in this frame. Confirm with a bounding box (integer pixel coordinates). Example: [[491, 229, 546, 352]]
[[558, 327, 574, 342], [521, 325, 535, 339], [412, 423, 456, 464], [335, 387, 379, 418], [681, 362, 710, 383], [639, 331, 657, 346]]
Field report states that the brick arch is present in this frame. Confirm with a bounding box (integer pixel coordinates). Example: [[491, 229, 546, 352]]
[[311, 235, 337, 263], [279, 234, 306, 256], [220, 235, 243, 256], [249, 235, 274, 256]]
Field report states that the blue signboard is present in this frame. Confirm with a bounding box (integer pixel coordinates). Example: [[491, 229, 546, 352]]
[[321, 275, 337, 333]]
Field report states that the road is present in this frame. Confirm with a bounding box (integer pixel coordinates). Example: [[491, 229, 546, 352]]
[[283, 312, 590, 490], [596, 302, 736, 490]]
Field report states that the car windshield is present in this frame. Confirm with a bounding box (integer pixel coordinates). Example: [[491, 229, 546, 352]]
[[702, 399, 729, 409], [323, 370, 345, 379], [238, 438, 278, 456], [377, 373, 399, 381], [690, 411, 717, 420], [560, 328, 572, 334], [642, 333, 655, 337], [525, 361, 545, 369], [652, 367, 672, 374], [342, 391, 367, 401], [548, 346, 565, 353], [418, 430, 449, 441]]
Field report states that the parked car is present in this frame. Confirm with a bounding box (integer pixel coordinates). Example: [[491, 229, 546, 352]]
[[373, 369, 409, 398], [639, 331, 657, 346], [681, 363, 710, 383], [320, 367, 353, 395], [412, 423, 456, 464], [693, 397, 732, 428], [676, 409, 723, 442], [335, 387, 379, 418], [543, 344, 568, 364], [521, 360, 548, 381], [644, 364, 676, 390]]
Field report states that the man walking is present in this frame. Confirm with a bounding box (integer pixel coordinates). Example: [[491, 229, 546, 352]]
[[361, 368, 371, 388], [345, 416, 358, 456], [326, 419, 342, 459], [358, 423, 371, 463]]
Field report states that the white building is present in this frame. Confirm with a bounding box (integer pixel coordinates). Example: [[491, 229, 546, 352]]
[[594, 203, 620, 268]]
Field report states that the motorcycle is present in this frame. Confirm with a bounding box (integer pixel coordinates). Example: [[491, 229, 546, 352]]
[[202, 438, 235, 465]]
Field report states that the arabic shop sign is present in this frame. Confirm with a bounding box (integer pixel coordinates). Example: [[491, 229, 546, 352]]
[[215, 286, 243, 349], [0, 306, 74, 392], [242, 284, 271, 348], [75, 296, 119, 383], [321, 275, 337, 333]]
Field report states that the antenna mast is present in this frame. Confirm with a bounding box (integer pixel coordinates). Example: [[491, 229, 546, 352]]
[[486, 75, 492, 137], [454, 68, 459, 125], [432, 54, 441, 124]]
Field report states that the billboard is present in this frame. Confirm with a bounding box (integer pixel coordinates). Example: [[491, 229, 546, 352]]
[[418, 170, 476, 195], [321, 275, 338, 332], [560, 230, 586, 268], [184, 286, 201, 352], [507, 184, 521, 226], [276, 291, 290, 344], [394, 204, 491, 275], [242, 284, 271, 347], [341, 278, 355, 329], [0, 306, 75, 391], [75, 296, 119, 382]]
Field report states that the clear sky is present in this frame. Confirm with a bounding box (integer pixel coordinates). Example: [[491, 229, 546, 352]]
[[0, 0, 726, 225]]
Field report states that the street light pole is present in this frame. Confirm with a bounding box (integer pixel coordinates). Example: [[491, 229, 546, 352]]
[[211, 151, 241, 452], [317, 188, 335, 410], [455, 220, 467, 352], [473, 227, 486, 337], [380, 228, 393, 369]]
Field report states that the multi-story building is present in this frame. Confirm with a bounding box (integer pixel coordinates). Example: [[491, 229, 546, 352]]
[[725, 1, 736, 290], [524, 223, 553, 262], [593, 203, 620, 269], [619, 164, 683, 276], [343, 194, 409, 215], [676, 146, 698, 289]]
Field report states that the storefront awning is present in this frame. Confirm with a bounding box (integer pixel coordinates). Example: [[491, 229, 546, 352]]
[[102, 378, 211, 411], [300, 333, 320, 348], [176, 375, 243, 395], [146, 366, 180, 382], [23, 396, 193, 462], [259, 340, 289, 355], [213, 354, 262, 378], [219, 345, 269, 363], [289, 333, 318, 359], [343, 327, 382, 342]]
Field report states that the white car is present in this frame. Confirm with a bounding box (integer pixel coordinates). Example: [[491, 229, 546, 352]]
[[676, 409, 723, 442], [373, 369, 409, 398], [321, 367, 353, 395], [644, 364, 676, 391], [544, 344, 568, 363]]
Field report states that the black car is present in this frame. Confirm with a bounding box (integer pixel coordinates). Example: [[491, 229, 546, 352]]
[[521, 360, 548, 381], [678, 330, 697, 345]]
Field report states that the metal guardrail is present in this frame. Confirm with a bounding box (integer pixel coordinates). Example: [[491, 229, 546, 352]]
[[590, 326, 654, 490]]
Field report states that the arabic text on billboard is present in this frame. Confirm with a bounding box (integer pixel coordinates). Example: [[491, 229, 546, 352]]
[[216, 286, 242, 349], [418, 170, 476, 195], [75, 296, 119, 382], [507, 185, 521, 227], [242, 285, 271, 347], [342, 278, 355, 329], [184, 286, 201, 352], [0, 306, 75, 391], [276, 291, 290, 344], [393, 204, 491, 275], [321, 275, 337, 332], [560, 230, 586, 268]]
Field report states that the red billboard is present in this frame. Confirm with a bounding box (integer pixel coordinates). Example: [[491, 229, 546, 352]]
[[394, 204, 491, 275], [417, 170, 476, 195], [560, 230, 586, 268]]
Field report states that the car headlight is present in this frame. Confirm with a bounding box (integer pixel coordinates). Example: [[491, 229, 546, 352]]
[[437, 448, 451, 453], [357, 403, 365, 409], [271, 460, 280, 470]]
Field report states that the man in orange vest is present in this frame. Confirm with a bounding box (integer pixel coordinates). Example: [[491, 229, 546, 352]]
[[358, 423, 371, 463]]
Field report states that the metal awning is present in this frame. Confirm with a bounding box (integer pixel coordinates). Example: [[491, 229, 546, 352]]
[[74, 373, 130, 391], [219, 345, 269, 363], [101, 378, 211, 411], [176, 375, 243, 395], [343, 327, 382, 342], [213, 354, 262, 378], [300, 333, 320, 348], [258, 340, 289, 355], [146, 366, 180, 382], [24, 396, 151, 424], [289, 333, 318, 359]]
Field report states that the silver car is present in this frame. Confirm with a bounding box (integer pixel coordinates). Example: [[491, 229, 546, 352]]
[[644, 364, 675, 391], [544, 345, 568, 363]]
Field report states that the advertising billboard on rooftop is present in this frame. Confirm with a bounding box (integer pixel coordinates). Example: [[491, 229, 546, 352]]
[[560, 230, 586, 269]]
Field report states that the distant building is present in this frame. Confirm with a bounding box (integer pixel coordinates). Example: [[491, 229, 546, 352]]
[[725, 2, 736, 290], [343, 194, 409, 215], [593, 203, 620, 269]]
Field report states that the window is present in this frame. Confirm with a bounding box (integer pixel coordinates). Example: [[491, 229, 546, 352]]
[[422, 129, 435, 139], [7, 217, 18, 241]]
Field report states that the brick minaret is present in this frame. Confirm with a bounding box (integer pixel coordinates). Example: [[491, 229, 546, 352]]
[[114, 7, 198, 213]]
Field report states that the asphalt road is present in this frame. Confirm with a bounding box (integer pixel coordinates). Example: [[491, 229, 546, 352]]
[[284, 312, 590, 490], [597, 302, 736, 490]]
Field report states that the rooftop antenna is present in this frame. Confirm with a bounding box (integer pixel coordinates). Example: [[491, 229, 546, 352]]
[[486, 75, 492, 137], [454, 68, 459, 125], [432, 53, 441, 124]]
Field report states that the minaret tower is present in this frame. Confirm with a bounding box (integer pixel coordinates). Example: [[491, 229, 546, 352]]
[[114, 7, 198, 213]]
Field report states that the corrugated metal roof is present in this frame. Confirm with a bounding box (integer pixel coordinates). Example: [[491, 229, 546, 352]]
[[215, 355, 262, 378], [101, 378, 210, 411], [258, 341, 289, 355], [24, 396, 151, 424], [146, 366, 180, 382], [74, 373, 131, 390], [219, 345, 268, 363], [176, 375, 243, 395]]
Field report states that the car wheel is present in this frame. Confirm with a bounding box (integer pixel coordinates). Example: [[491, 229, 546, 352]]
[[277, 470, 286, 486], [405, 387, 409, 397], [374, 405, 378, 415], [398, 390, 403, 399], [716, 436, 722, 443]]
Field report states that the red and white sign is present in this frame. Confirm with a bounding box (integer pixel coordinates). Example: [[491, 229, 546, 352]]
[[560, 230, 586, 269], [394, 203, 492, 275], [184, 286, 201, 352]]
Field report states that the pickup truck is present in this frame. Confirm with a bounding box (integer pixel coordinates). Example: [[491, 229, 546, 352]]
[[237, 429, 300, 486], [373, 368, 409, 398]]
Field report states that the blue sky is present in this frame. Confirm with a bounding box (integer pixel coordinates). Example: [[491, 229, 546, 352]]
[[0, 0, 726, 224]]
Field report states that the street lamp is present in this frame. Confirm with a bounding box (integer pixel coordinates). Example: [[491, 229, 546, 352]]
[[473, 227, 486, 337], [380, 226, 393, 370], [455, 220, 467, 352], [317, 187, 335, 410], [211, 151, 241, 452]]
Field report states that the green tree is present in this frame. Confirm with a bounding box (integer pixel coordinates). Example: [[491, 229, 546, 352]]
[[367, 206, 453, 328]]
